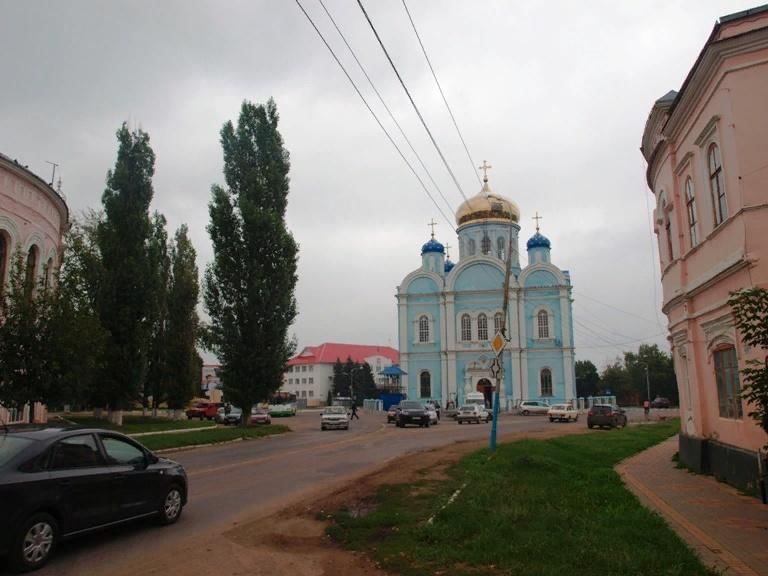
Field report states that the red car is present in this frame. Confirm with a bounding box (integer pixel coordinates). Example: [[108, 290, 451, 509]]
[[185, 402, 222, 420]]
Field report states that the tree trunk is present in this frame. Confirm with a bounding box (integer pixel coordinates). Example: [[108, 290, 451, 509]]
[[107, 409, 123, 426], [93, 407, 104, 419]]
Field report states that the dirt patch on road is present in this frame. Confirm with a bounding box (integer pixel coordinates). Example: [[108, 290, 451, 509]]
[[219, 426, 587, 576]]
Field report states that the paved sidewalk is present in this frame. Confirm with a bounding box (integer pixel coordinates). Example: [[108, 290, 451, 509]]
[[617, 436, 768, 576]]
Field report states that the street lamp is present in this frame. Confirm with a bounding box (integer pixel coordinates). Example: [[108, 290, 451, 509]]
[[641, 363, 651, 404]]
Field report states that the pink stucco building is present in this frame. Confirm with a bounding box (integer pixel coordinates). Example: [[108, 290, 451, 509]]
[[641, 5, 768, 493], [0, 152, 69, 424]]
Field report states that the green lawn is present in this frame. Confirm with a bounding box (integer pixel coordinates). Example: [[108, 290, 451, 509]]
[[138, 425, 290, 451], [328, 420, 717, 576], [60, 415, 217, 434]]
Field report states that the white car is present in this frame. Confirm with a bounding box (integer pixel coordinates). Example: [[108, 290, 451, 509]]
[[548, 403, 579, 422], [321, 405, 350, 430], [456, 404, 488, 424], [517, 400, 551, 416]]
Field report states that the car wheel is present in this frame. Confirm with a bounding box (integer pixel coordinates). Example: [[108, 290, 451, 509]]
[[157, 484, 184, 525], [587, 422, 593, 429], [458, 420, 463, 425], [10, 512, 58, 573], [574, 415, 579, 422], [522, 410, 530, 416], [549, 417, 554, 422]]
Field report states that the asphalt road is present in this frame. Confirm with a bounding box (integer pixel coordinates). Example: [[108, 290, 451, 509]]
[[15, 410, 570, 576]]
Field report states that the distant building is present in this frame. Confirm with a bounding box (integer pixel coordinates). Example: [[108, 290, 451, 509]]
[[640, 5, 768, 494], [0, 153, 69, 424], [200, 364, 222, 401], [396, 169, 576, 410], [282, 343, 399, 407]]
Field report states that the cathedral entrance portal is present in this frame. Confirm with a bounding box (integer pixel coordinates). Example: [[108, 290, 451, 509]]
[[476, 378, 494, 408]]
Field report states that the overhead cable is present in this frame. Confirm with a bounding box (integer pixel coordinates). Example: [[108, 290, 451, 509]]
[[401, 0, 481, 187], [294, 0, 456, 231], [357, 0, 471, 203], [317, 0, 455, 220]]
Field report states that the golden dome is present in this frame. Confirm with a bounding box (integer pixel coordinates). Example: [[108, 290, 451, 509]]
[[455, 181, 520, 227]]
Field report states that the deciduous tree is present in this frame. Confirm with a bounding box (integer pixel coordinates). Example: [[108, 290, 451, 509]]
[[97, 123, 156, 425], [204, 100, 298, 425]]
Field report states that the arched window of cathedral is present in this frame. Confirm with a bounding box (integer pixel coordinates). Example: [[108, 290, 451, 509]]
[[420, 371, 431, 398], [481, 234, 491, 255], [418, 315, 430, 343], [25, 245, 39, 289], [540, 368, 553, 397], [477, 314, 488, 341], [44, 257, 54, 289], [0, 231, 9, 295], [496, 236, 505, 259], [494, 312, 503, 334], [537, 310, 550, 339], [461, 314, 472, 341], [662, 200, 673, 262], [468, 238, 476, 256]]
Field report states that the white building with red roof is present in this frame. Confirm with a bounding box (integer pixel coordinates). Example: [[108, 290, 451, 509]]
[[282, 343, 399, 406]]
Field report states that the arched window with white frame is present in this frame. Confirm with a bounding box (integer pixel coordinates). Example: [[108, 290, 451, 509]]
[[713, 344, 742, 419], [461, 314, 471, 341], [496, 236, 505, 259], [418, 315, 430, 343], [537, 309, 550, 339], [540, 368, 553, 397], [477, 313, 488, 341], [685, 177, 698, 248], [708, 143, 727, 226], [420, 371, 431, 398], [481, 235, 491, 255], [25, 245, 39, 289]]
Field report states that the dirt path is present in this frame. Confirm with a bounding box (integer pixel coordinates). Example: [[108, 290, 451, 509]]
[[105, 427, 587, 576]]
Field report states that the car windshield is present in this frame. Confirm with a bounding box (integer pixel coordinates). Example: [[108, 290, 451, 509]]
[[324, 406, 346, 414], [460, 406, 475, 412], [551, 404, 567, 410], [0, 436, 35, 468], [400, 401, 423, 409]]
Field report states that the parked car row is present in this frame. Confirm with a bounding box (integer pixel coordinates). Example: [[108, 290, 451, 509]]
[[215, 406, 272, 426]]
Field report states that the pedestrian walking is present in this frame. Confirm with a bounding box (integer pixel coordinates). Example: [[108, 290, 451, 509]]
[[643, 399, 650, 420], [350, 403, 359, 420]]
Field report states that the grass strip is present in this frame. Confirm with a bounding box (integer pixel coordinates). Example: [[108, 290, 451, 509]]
[[328, 421, 717, 576], [138, 425, 290, 451], [62, 415, 217, 434]]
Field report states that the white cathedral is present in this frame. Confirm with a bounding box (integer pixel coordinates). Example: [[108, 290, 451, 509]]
[[396, 168, 576, 410]]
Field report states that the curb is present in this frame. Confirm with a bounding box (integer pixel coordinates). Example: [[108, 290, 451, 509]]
[[617, 459, 759, 576]]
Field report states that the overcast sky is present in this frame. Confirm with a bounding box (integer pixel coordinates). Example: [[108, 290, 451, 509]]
[[0, 0, 756, 369]]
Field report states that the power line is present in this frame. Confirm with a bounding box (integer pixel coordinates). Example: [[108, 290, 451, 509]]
[[294, 0, 455, 231], [357, 0, 471, 203], [573, 290, 663, 326], [317, 0, 455, 220], [401, 0, 481, 187]]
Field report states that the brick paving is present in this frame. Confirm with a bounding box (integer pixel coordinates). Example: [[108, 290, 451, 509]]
[[617, 436, 768, 576]]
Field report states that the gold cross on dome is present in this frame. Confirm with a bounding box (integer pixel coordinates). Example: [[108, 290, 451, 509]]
[[533, 211, 543, 232], [428, 218, 438, 238], [478, 160, 492, 182]]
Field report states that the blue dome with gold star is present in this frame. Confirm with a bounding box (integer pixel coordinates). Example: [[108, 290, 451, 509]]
[[526, 232, 551, 250]]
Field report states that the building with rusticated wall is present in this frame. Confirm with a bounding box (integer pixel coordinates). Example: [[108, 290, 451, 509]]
[[640, 5, 768, 494], [0, 152, 69, 423]]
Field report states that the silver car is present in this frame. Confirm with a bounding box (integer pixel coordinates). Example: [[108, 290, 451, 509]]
[[517, 400, 551, 416]]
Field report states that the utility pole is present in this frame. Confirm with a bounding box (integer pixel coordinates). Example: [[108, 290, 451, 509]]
[[490, 221, 515, 452], [645, 364, 651, 404]]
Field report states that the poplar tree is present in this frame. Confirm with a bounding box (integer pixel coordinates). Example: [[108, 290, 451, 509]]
[[97, 123, 156, 424], [165, 224, 200, 417], [144, 212, 170, 414], [204, 99, 298, 425]]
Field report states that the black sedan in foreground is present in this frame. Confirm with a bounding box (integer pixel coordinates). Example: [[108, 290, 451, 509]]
[[0, 426, 188, 573], [395, 401, 431, 428]]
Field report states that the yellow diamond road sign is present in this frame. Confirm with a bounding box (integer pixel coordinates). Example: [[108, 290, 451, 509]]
[[491, 332, 506, 355]]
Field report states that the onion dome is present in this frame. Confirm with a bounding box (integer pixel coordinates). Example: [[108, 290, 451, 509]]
[[421, 237, 445, 255], [444, 259, 455, 273], [455, 180, 520, 227], [526, 231, 551, 250]]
